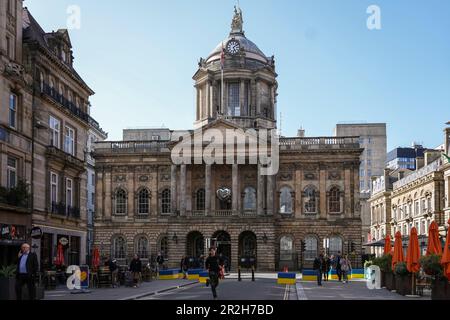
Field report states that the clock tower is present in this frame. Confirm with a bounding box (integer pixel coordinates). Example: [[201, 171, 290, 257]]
[[193, 7, 278, 130]]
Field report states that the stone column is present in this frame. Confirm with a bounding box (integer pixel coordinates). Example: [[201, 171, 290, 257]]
[[319, 165, 327, 219], [266, 174, 275, 216], [295, 168, 302, 218], [257, 164, 264, 215], [205, 164, 211, 215], [180, 164, 187, 216], [171, 165, 177, 214], [232, 164, 239, 215], [96, 169, 103, 219], [104, 169, 111, 220], [344, 165, 351, 218]]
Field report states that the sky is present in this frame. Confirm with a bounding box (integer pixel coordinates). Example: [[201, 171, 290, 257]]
[[25, 0, 450, 151]]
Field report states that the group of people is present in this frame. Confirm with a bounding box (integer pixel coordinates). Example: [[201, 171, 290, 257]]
[[105, 251, 167, 288], [313, 251, 352, 286]]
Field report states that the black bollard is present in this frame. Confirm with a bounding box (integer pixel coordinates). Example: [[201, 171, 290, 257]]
[[238, 267, 241, 281], [252, 266, 255, 282]]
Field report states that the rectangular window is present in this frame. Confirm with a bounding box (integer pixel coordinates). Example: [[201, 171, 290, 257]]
[[367, 159, 372, 167], [367, 149, 372, 157], [227, 83, 240, 116], [421, 199, 426, 213], [7, 157, 17, 189], [360, 180, 365, 190], [9, 93, 17, 129], [49, 116, 60, 148], [64, 126, 75, 155], [91, 173, 95, 186], [367, 169, 372, 177], [360, 169, 365, 177], [50, 172, 58, 204], [66, 178, 73, 208], [91, 192, 95, 206]]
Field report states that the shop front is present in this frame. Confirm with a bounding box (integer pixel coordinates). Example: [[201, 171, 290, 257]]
[[31, 225, 86, 272], [0, 224, 28, 267]]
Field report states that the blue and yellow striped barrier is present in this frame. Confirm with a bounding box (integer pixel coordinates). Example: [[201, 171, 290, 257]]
[[159, 269, 182, 280], [302, 269, 318, 281], [351, 268, 364, 279], [277, 272, 297, 285], [199, 271, 209, 284], [187, 269, 204, 280]]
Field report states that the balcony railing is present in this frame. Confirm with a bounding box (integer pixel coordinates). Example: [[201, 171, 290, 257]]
[[94, 141, 170, 153], [41, 83, 106, 135], [51, 202, 81, 219], [279, 136, 360, 150], [214, 210, 233, 217]]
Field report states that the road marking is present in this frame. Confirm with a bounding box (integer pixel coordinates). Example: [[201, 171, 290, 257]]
[[295, 283, 308, 300], [283, 285, 290, 300]]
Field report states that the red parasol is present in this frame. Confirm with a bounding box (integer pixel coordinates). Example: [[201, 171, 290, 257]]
[[441, 219, 450, 280], [55, 243, 65, 267], [426, 221, 443, 256], [92, 247, 100, 270]]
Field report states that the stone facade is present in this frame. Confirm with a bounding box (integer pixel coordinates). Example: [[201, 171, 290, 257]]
[[93, 8, 363, 271]]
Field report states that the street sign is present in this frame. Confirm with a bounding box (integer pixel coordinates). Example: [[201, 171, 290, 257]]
[[30, 226, 43, 239]]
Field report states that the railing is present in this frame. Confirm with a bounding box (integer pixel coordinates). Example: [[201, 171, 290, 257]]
[[214, 210, 233, 217], [242, 210, 257, 216], [51, 202, 81, 219], [393, 158, 442, 189], [41, 83, 106, 135], [192, 210, 206, 217], [94, 141, 169, 153], [279, 136, 360, 150]]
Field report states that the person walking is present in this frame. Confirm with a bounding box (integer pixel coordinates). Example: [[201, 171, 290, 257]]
[[130, 255, 142, 288], [313, 253, 323, 286], [322, 254, 331, 282], [106, 257, 119, 288], [340, 255, 352, 283], [335, 251, 342, 282], [205, 247, 223, 300], [15, 243, 39, 300], [180, 255, 189, 279]]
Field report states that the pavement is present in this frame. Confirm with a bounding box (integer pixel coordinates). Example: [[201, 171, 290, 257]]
[[42, 273, 432, 300], [43, 279, 198, 300]]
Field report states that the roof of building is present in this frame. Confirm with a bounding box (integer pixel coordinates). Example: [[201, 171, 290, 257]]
[[22, 7, 94, 94]]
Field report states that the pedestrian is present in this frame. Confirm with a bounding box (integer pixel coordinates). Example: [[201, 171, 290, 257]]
[[340, 255, 352, 283], [322, 254, 331, 282], [313, 253, 323, 286], [130, 254, 142, 288], [335, 251, 342, 282], [15, 243, 39, 300], [106, 257, 119, 288], [205, 247, 223, 300], [180, 255, 189, 279], [156, 251, 164, 277]]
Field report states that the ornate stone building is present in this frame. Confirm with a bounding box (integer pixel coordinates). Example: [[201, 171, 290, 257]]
[[93, 8, 363, 271]]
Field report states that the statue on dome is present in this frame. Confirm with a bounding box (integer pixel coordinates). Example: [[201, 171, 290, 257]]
[[231, 6, 243, 34]]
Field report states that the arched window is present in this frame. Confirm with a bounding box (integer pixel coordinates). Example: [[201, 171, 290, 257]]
[[304, 186, 317, 213], [136, 236, 149, 259], [138, 188, 150, 215], [161, 189, 171, 214], [196, 189, 205, 211], [304, 236, 318, 260], [328, 187, 341, 213], [280, 236, 294, 260], [112, 236, 126, 259], [279, 187, 293, 214], [329, 236, 343, 256], [159, 236, 168, 259], [243, 187, 256, 211], [115, 189, 127, 215]]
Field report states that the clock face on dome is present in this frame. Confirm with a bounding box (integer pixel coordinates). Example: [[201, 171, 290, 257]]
[[226, 40, 241, 55]]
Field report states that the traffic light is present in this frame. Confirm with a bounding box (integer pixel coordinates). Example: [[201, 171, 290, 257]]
[[300, 240, 306, 252]]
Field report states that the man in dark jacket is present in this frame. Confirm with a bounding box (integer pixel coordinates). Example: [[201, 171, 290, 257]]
[[129, 255, 142, 288], [205, 247, 223, 300], [313, 253, 323, 286], [335, 251, 342, 281], [16, 243, 39, 300]]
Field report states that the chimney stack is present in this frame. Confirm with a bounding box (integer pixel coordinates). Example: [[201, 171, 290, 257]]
[[415, 156, 424, 170], [297, 128, 305, 138]]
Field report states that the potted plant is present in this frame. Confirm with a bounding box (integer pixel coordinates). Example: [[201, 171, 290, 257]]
[[394, 262, 412, 296], [0, 265, 17, 300], [420, 255, 450, 300]]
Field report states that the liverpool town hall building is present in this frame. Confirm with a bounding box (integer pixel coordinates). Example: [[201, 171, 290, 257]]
[[93, 8, 363, 271]]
